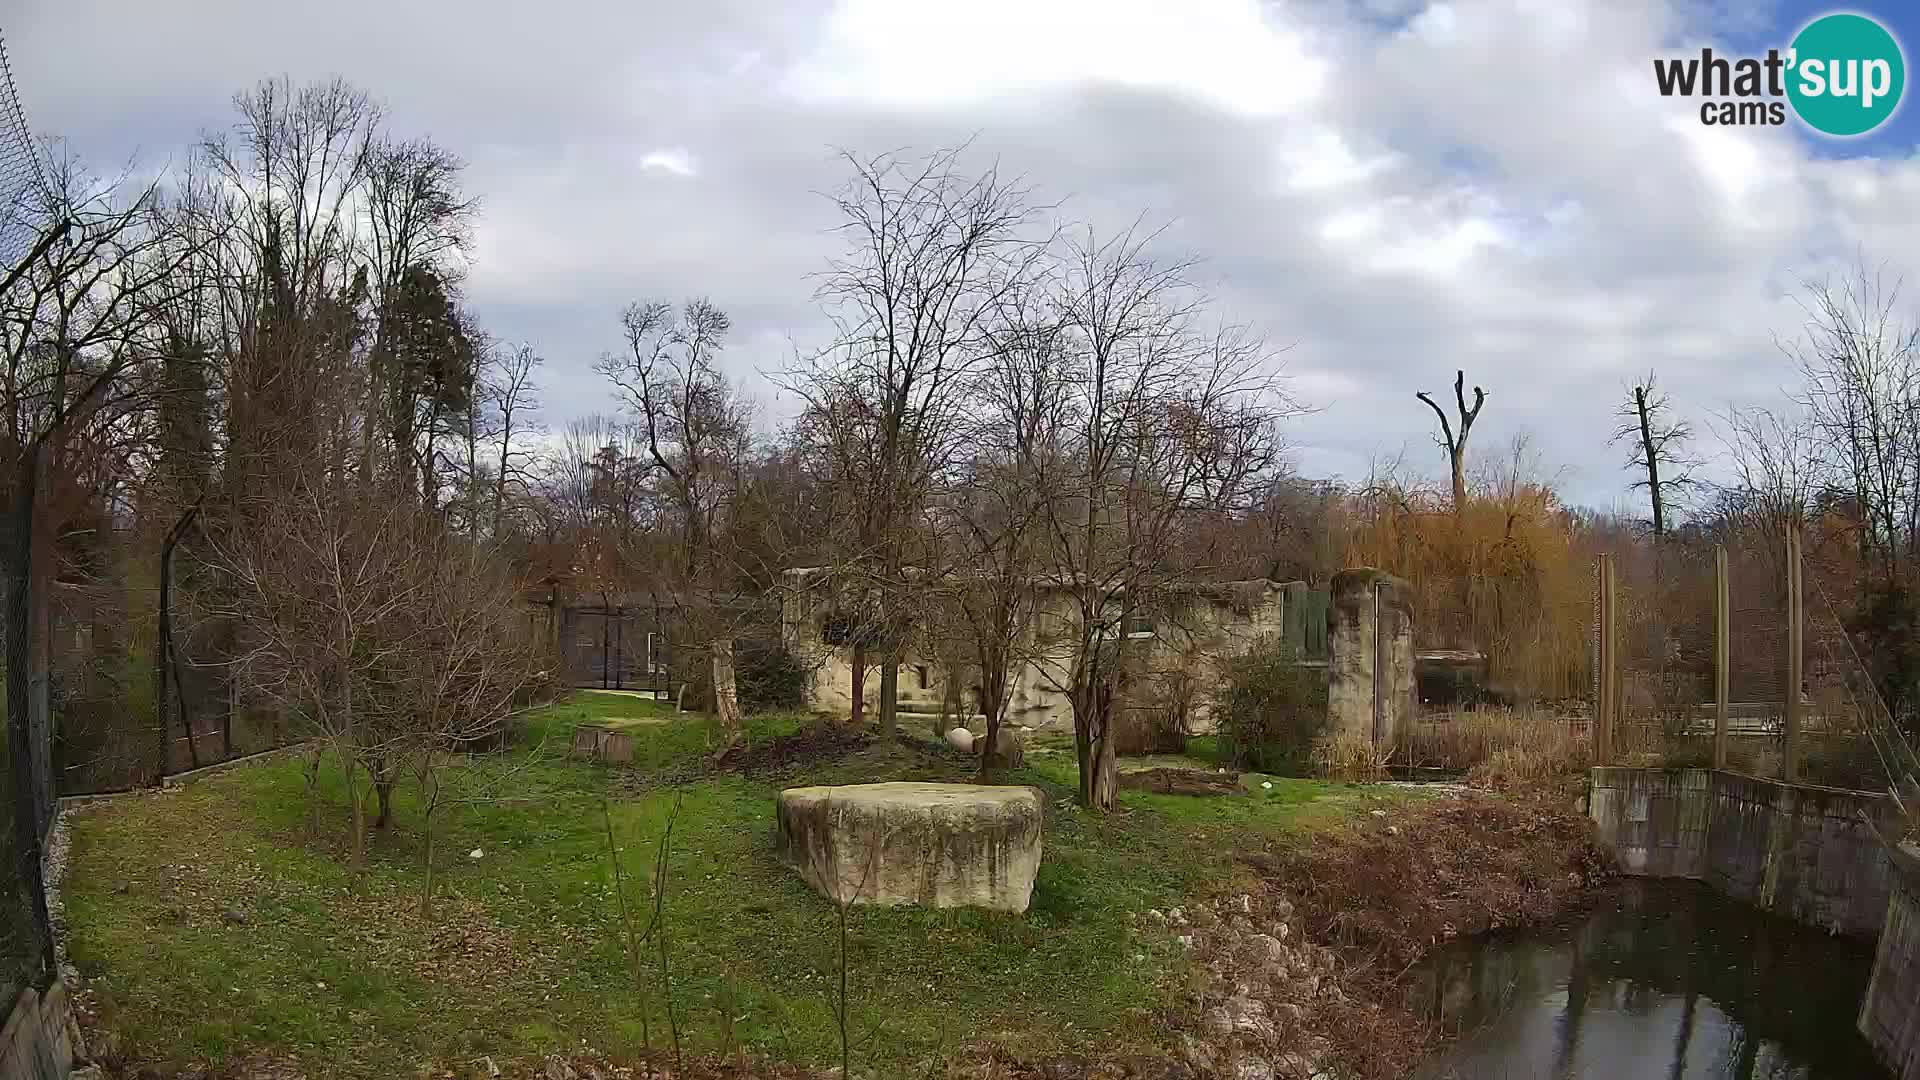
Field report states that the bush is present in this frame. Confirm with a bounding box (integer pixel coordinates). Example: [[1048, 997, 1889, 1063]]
[[1210, 636, 1328, 775], [676, 639, 813, 714], [737, 640, 812, 713]]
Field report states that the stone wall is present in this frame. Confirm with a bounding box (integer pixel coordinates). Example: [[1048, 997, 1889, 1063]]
[[1326, 568, 1414, 748], [781, 568, 1297, 734], [1589, 766, 1898, 937], [1861, 845, 1920, 1080], [0, 980, 77, 1080]]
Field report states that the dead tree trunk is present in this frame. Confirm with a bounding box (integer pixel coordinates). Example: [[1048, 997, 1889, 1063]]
[[1416, 370, 1487, 512], [1635, 385, 1665, 538]]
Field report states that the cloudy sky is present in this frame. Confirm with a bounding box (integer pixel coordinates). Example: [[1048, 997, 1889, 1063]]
[[11, 0, 1920, 511]]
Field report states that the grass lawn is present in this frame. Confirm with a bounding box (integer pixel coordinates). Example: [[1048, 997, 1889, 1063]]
[[62, 690, 1404, 1078]]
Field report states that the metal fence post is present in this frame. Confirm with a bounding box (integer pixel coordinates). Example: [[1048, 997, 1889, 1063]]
[[1785, 526, 1803, 782], [1714, 544, 1730, 771]]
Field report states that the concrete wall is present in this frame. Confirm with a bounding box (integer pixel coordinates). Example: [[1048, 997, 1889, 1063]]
[[1861, 845, 1920, 1080], [0, 980, 77, 1079], [1589, 766, 1898, 938], [1326, 568, 1414, 748], [782, 568, 1295, 734]]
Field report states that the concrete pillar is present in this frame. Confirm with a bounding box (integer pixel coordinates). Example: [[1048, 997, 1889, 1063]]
[[1326, 568, 1414, 749]]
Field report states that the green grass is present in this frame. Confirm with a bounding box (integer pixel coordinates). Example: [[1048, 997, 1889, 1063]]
[[63, 694, 1396, 1078]]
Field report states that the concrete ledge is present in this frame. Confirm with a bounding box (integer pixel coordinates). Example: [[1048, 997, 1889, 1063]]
[[1862, 845, 1920, 1079], [1589, 766, 1898, 938]]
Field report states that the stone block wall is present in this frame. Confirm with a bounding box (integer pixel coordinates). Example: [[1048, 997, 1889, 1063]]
[[1326, 568, 1414, 748], [0, 980, 77, 1080], [1861, 845, 1920, 1080], [1589, 766, 1896, 938]]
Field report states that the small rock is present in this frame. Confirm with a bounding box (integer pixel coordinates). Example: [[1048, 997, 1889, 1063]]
[[1232, 893, 1253, 915], [469, 848, 485, 860], [1242, 933, 1288, 967], [1233, 1059, 1275, 1080], [1168, 907, 1186, 924], [946, 727, 975, 753], [1387, 825, 1399, 836], [1273, 897, 1295, 919], [1261, 780, 1273, 789], [1370, 809, 1387, 818], [221, 908, 248, 926], [1202, 995, 1275, 1040], [1176, 934, 1195, 949], [1146, 908, 1165, 922]]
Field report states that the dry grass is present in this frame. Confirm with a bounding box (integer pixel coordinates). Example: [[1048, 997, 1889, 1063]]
[[1402, 707, 1589, 773], [1310, 732, 1391, 781]]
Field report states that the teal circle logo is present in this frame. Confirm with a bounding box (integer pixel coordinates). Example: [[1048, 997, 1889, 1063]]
[[1788, 13, 1905, 137]]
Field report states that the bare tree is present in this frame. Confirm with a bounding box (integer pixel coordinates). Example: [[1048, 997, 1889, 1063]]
[[1714, 402, 1817, 548], [1021, 226, 1292, 810], [1416, 370, 1487, 512], [1610, 372, 1697, 538], [1785, 264, 1920, 585], [203, 475, 536, 864], [792, 146, 1043, 733], [597, 299, 758, 738], [485, 342, 543, 536]]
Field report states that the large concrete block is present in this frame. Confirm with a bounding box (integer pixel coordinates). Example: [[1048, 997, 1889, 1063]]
[[775, 782, 1043, 913]]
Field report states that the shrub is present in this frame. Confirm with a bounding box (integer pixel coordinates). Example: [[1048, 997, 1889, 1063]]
[[1210, 636, 1328, 775], [676, 639, 813, 714], [737, 640, 812, 712]]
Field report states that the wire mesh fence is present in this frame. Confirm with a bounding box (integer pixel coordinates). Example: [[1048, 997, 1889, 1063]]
[[0, 25, 50, 1018], [1595, 531, 1911, 793]]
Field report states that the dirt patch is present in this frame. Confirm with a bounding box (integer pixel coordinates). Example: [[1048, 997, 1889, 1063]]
[[1117, 768, 1243, 797], [711, 721, 876, 778]]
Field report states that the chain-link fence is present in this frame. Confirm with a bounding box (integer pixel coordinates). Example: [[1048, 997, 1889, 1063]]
[[1595, 531, 1915, 792], [0, 22, 50, 1025]]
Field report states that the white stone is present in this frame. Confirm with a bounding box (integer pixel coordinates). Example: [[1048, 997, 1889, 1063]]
[[775, 782, 1043, 912], [945, 727, 975, 752]]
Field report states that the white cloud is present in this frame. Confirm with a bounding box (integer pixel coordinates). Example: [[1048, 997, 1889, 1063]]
[[16, 0, 1920, 509], [783, 0, 1329, 115], [638, 147, 699, 177]]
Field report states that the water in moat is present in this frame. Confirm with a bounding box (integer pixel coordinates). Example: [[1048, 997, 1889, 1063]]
[[1412, 879, 1888, 1079]]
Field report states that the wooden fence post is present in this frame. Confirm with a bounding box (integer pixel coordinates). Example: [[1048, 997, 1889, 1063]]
[[1714, 544, 1730, 771], [1784, 526, 1803, 782], [1596, 554, 1616, 765]]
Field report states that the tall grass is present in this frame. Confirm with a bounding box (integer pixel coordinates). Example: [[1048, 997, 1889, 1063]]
[[1401, 707, 1590, 785]]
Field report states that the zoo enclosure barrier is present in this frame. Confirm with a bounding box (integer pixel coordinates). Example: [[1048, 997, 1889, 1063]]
[[1591, 528, 1919, 792]]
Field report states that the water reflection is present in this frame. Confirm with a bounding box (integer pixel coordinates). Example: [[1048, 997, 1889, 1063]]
[[1412, 880, 1887, 1079]]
